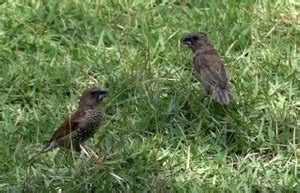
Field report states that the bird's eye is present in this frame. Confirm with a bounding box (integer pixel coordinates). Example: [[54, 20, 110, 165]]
[[192, 36, 198, 40], [90, 91, 98, 96]]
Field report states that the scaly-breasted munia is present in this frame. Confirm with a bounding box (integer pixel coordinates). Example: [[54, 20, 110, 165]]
[[32, 87, 108, 158], [181, 32, 232, 105]]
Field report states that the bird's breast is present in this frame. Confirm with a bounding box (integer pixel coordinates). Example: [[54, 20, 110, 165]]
[[85, 109, 102, 121]]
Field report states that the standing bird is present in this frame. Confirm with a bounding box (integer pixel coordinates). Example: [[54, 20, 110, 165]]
[[181, 32, 232, 105], [29, 87, 108, 160]]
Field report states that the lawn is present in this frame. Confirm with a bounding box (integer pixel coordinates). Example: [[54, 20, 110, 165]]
[[0, 0, 299, 192]]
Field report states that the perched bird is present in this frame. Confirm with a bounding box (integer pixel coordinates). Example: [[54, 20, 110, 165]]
[[30, 87, 108, 160], [181, 32, 232, 105]]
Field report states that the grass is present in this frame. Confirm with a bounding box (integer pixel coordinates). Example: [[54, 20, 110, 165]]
[[0, 0, 299, 192]]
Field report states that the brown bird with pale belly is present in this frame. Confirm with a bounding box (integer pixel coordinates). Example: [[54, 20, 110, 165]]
[[30, 87, 108, 160], [181, 32, 232, 105]]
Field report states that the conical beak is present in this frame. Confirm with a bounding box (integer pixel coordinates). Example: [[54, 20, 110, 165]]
[[181, 35, 192, 46]]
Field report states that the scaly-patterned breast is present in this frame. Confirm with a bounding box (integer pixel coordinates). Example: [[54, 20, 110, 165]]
[[76, 109, 103, 143]]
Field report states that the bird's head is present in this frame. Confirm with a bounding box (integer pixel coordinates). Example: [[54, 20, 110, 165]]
[[79, 87, 109, 108], [181, 32, 211, 52]]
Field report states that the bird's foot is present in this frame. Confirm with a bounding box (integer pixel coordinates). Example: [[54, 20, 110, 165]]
[[80, 144, 99, 160]]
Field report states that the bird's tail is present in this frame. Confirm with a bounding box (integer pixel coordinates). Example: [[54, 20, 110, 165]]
[[27, 141, 57, 162], [213, 87, 232, 105]]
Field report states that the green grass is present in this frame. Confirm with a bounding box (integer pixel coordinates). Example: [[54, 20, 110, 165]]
[[0, 0, 299, 192]]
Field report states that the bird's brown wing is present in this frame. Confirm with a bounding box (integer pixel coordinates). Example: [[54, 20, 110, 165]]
[[50, 110, 86, 141], [194, 53, 228, 88]]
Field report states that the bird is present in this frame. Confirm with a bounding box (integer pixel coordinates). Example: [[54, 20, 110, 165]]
[[181, 32, 232, 105], [29, 87, 108, 161]]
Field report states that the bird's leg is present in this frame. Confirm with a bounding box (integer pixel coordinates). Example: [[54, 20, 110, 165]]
[[80, 144, 91, 158], [200, 88, 215, 105], [84, 144, 99, 159], [80, 144, 99, 159]]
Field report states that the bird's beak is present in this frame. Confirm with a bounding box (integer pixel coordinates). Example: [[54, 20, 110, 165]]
[[98, 89, 109, 99], [99, 89, 109, 95], [181, 36, 192, 46]]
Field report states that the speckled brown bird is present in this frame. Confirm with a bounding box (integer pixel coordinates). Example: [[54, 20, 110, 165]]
[[31, 87, 108, 159], [181, 32, 232, 105]]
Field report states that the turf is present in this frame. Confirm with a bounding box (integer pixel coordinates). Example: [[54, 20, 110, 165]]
[[0, 0, 299, 192]]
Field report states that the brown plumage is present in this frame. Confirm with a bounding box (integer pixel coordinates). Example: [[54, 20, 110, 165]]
[[181, 32, 232, 105], [30, 87, 108, 160]]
